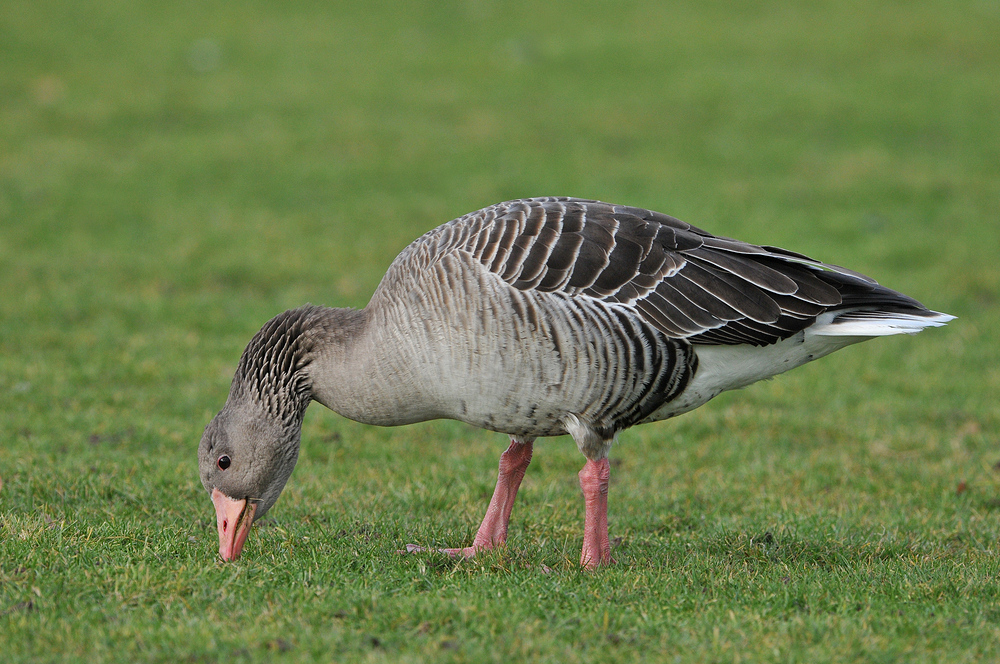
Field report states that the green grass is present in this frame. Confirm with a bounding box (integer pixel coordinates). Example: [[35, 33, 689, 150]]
[[2, 0, 999, 661]]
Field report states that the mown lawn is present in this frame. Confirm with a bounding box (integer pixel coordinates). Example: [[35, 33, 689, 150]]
[[2, 0, 999, 662]]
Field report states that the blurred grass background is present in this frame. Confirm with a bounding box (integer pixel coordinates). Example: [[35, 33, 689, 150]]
[[2, 0, 999, 662]]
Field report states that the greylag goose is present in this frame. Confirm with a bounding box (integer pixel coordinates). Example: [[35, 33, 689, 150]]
[[198, 197, 953, 569]]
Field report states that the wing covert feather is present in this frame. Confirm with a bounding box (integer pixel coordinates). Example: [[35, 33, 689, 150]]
[[422, 197, 899, 346]]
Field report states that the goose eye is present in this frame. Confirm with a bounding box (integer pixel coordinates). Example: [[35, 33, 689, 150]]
[[217, 455, 231, 470]]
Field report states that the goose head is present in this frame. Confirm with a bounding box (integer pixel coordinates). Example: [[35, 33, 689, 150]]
[[198, 400, 302, 560]]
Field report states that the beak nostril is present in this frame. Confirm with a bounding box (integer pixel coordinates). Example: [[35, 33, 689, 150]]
[[222, 519, 228, 531]]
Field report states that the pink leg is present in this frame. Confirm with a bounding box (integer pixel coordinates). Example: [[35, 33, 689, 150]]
[[405, 437, 534, 558], [579, 457, 613, 570]]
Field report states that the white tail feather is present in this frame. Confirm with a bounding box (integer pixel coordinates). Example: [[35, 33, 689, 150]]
[[810, 310, 955, 337]]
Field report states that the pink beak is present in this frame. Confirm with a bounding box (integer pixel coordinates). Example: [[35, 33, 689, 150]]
[[211, 488, 257, 561]]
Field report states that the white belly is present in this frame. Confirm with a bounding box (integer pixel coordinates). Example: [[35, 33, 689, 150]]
[[643, 327, 863, 422]]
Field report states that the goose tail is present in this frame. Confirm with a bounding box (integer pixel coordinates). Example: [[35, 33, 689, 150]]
[[810, 309, 955, 337]]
